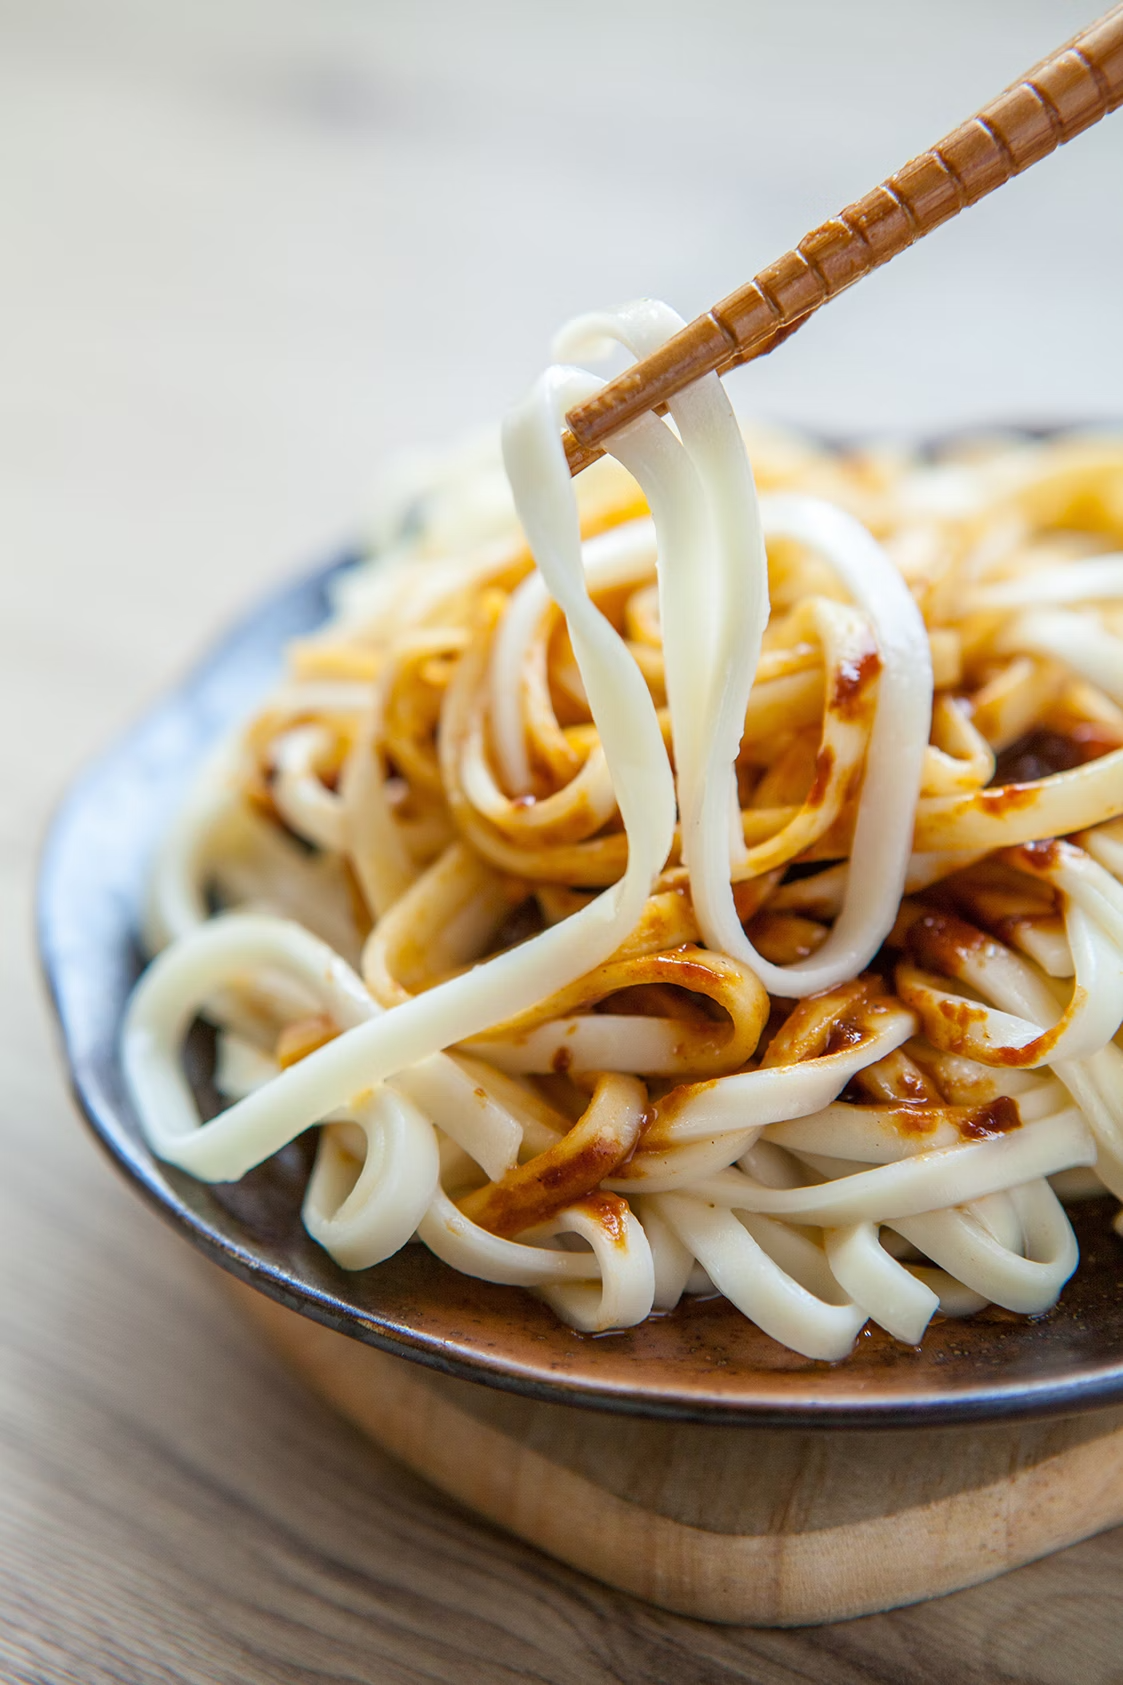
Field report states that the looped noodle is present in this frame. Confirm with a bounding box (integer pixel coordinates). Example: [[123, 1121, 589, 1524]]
[[123, 302, 1123, 1359]]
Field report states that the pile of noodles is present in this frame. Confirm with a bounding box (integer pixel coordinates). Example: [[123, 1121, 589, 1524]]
[[123, 301, 1123, 1358]]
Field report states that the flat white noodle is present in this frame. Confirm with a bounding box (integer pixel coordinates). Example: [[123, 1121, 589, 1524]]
[[745, 495, 933, 993], [655, 1194, 867, 1362], [125, 368, 678, 1183], [121, 300, 1123, 1356], [558, 304, 932, 997]]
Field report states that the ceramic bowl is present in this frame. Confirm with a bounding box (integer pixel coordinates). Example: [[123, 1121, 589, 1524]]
[[39, 545, 1123, 1427]]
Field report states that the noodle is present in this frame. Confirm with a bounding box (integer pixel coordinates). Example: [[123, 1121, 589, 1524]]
[[123, 302, 1123, 1356]]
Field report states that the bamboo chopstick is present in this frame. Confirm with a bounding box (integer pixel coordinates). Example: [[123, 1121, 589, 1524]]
[[562, 5, 1123, 476]]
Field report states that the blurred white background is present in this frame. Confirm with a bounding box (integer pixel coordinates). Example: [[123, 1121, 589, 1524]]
[[3, 10, 1123, 1677], [2, 1, 1120, 704], [1, 0, 1121, 913]]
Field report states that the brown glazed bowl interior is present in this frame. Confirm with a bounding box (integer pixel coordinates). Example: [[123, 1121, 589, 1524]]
[[38, 460, 1123, 1428]]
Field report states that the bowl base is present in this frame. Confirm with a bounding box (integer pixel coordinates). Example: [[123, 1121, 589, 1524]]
[[230, 1279, 1123, 1625]]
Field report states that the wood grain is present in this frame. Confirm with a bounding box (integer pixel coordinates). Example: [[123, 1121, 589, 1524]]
[[234, 1282, 1123, 1626], [4, 1, 1123, 1680]]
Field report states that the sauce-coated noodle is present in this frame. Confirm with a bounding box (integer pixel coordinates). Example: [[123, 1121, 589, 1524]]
[[123, 305, 1123, 1353]]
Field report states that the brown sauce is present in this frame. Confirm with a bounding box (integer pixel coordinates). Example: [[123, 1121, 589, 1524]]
[[832, 649, 881, 718], [824, 1017, 866, 1055], [957, 1094, 1022, 1139], [806, 746, 835, 808], [992, 725, 1123, 785], [1015, 837, 1063, 872], [886, 1104, 941, 1137], [975, 782, 1041, 817], [907, 910, 992, 973], [460, 1124, 636, 1237]]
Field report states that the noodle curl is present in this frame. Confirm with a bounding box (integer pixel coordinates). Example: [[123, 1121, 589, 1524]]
[[124, 304, 1123, 1354]]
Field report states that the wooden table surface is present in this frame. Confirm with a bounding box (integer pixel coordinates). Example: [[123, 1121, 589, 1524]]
[[3, 3, 1123, 1679]]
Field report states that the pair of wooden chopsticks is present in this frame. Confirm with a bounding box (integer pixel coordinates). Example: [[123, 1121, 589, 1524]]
[[562, 5, 1123, 476]]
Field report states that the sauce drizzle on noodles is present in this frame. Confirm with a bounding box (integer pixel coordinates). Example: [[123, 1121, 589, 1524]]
[[122, 303, 1123, 1357]]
